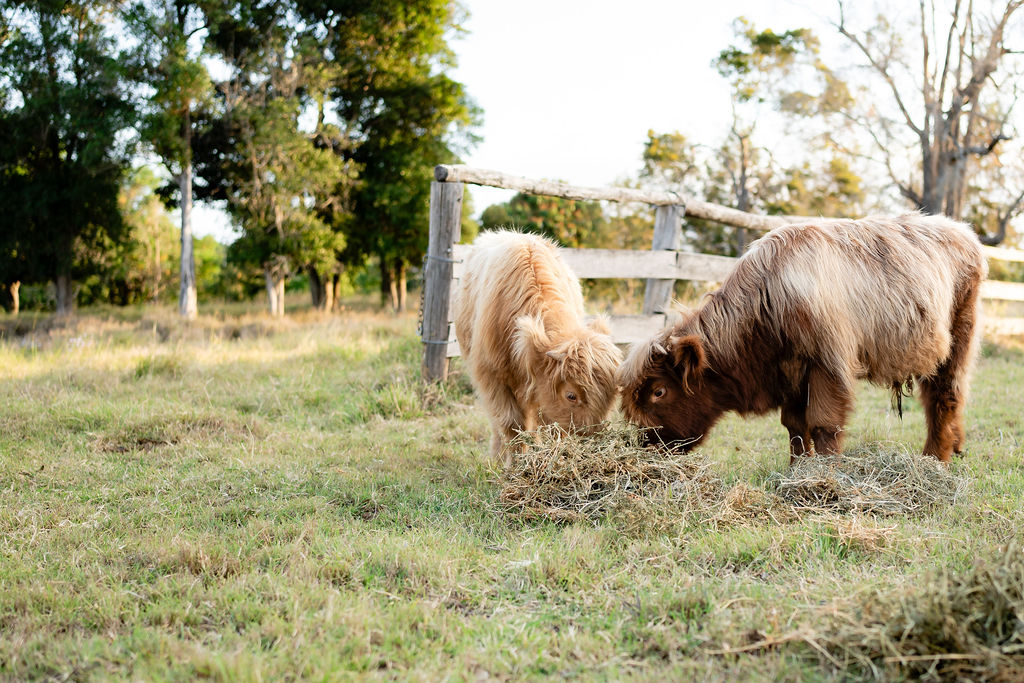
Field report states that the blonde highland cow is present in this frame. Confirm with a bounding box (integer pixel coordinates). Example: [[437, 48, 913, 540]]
[[454, 230, 622, 465], [618, 213, 986, 463]]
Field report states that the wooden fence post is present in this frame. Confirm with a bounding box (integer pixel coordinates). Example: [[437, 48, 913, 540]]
[[421, 180, 463, 381], [642, 204, 684, 315]]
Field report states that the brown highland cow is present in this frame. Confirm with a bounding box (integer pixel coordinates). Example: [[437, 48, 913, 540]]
[[618, 213, 986, 463], [454, 230, 622, 464]]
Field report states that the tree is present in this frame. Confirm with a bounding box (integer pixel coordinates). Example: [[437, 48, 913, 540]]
[[767, 156, 865, 218], [480, 193, 608, 248], [0, 0, 135, 314], [119, 167, 179, 302], [201, 0, 349, 316], [304, 0, 479, 311], [766, 2, 1024, 243], [637, 126, 865, 256], [713, 20, 828, 252], [637, 129, 775, 256], [124, 0, 213, 318]]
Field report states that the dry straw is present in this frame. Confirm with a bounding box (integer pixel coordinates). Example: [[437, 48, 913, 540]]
[[498, 423, 721, 528], [816, 542, 1024, 679], [768, 443, 968, 516], [498, 429, 967, 531]]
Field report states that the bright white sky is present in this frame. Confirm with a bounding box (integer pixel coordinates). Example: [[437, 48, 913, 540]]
[[193, 0, 840, 240], [449, 0, 835, 214]]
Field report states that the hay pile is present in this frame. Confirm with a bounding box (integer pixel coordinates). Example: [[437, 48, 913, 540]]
[[498, 430, 967, 529], [819, 543, 1024, 679], [767, 444, 967, 516], [498, 423, 721, 526]]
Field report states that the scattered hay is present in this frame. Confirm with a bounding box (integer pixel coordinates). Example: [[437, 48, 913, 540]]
[[712, 482, 797, 527], [498, 423, 721, 527], [767, 444, 967, 516], [818, 543, 1024, 679], [828, 517, 896, 554]]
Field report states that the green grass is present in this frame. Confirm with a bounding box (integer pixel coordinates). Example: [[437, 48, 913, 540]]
[[1, 304, 1023, 680]]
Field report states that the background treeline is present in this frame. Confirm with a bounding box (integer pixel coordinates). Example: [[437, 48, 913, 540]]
[[0, 0, 478, 316], [2, 1, 1022, 317]]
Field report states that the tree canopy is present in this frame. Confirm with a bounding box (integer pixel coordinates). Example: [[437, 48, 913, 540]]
[[0, 0, 136, 313]]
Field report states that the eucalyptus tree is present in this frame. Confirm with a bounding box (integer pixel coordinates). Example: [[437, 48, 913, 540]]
[[124, 0, 212, 318], [296, 0, 479, 311], [200, 0, 349, 316], [833, 1, 1023, 243], [732, 3, 1024, 243]]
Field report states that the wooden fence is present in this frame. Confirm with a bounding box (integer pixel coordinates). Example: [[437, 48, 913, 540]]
[[421, 164, 1024, 381]]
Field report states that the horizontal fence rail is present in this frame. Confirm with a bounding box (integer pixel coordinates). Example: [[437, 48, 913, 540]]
[[448, 244, 737, 282], [435, 164, 812, 232], [422, 165, 1024, 378]]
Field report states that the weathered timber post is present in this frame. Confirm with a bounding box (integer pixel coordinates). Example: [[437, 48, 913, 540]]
[[642, 204, 684, 315], [421, 179, 463, 381]]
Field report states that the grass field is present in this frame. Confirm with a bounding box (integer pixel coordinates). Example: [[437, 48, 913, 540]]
[[1, 301, 1023, 680]]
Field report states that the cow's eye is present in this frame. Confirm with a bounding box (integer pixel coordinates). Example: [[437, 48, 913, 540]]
[[652, 387, 666, 400], [565, 391, 577, 402]]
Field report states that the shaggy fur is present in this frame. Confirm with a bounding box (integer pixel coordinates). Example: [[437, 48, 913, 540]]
[[618, 213, 986, 463], [454, 230, 622, 465]]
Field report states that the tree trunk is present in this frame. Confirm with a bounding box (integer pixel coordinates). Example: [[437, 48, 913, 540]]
[[178, 107, 198, 319], [380, 260, 397, 310], [735, 131, 751, 254], [309, 266, 325, 310], [8, 281, 19, 315], [330, 273, 342, 311], [307, 266, 331, 311], [323, 272, 334, 312], [395, 260, 407, 313], [264, 266, 286, 317], [152, 233, 161, 302], [55, 272, 73, 316]]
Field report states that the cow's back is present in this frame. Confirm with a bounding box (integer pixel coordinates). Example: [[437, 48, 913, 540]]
[[722, 214, 985, 383], [454, 231, 584, 385]]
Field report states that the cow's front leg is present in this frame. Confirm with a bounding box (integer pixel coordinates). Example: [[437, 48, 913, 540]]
[[806, 367, 852, 456], [483, 383, 526, 468], [781, 391, 813, 465]]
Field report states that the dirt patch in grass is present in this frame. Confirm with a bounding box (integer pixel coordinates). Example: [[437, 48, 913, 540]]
[[98, 414, 263, 453], [768, 444, 968, 516]]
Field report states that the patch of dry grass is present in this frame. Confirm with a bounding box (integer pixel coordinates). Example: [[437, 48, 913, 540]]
[[768, 444, 969, 516], [815, 543, 1024, 679]]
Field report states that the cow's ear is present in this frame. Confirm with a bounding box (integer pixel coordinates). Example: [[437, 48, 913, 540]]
[[647, 340, 669, 365], [513, 315, 551, 367], [586, 315, 611, 335], [668, 334, 707, 392]]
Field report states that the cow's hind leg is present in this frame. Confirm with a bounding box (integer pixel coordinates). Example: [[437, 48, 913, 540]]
[[805, 367, 853, 456], [920, 280, 981, 461], [781, 390, 813, 465]]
